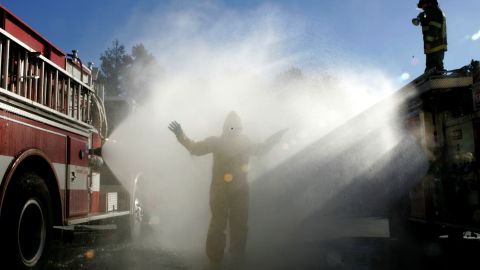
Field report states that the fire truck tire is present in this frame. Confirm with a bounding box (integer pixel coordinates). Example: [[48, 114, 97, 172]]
[[0, 172, 53, 270]]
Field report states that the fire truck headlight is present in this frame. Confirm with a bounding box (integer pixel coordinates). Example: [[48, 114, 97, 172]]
[[89, 155, 104, 171]]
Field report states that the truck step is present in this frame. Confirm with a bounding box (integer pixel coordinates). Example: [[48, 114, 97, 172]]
[[53, 224, 117, 232]]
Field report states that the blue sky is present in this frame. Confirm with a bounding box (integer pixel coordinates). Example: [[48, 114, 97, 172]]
[[2, 0, 480, 84]]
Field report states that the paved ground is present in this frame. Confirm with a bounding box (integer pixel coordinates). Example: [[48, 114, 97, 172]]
[[45, 219, 480, 270], [46, 232, 189, 270], [278, 236, 480, 270]]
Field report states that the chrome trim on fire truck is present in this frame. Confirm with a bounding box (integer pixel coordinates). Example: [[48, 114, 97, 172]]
[[0, 28, 93, 91], [0, 87, 92, 129], [0, 112, 67, 137], [0, 96, 90, 137], [66, 211, 130, 225], [53, 224, 117, 231]]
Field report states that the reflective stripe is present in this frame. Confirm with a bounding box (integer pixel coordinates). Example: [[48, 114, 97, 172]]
[[0, 155, 14, 187], [0, 155, 65, 191], [67, 165, 89, 190], [0, 113, 66, 138], [53, 163, 67, 190], [423, 14, 447, 54], [429, 21, 442, 28], [426, 44, 447, 54]]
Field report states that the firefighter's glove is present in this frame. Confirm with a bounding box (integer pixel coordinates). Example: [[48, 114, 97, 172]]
[[412, 18, 420, 26], [168, 121, 184, 138], [412, 12, 424, 26]]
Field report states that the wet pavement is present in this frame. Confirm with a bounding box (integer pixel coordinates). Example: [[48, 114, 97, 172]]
[[45, 222, 480, 270], [46, 232, 189, 270], [279, 236, 480, 270]]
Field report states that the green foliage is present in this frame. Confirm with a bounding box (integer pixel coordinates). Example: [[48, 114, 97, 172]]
[[98, 40, 162, 102], [125, 44, 162, 103], [99, 39, 132, 97]]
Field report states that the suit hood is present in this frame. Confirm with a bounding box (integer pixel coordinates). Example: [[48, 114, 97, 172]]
[[222, 111, 243, 137]]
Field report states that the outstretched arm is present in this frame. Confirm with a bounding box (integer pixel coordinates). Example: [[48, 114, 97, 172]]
[[168, 121, 184, 138], [168, 121, 214, 156], [251, 128, 288, 156]]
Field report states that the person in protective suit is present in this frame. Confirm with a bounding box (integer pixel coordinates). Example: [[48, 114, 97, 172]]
[[168, 112, 287, 269], [412, 0, 447, 73]]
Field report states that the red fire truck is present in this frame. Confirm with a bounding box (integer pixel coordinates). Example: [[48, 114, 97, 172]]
[[0, 5, 143, 269]]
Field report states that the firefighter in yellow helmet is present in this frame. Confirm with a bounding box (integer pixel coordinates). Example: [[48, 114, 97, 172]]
[[412, 0, 447, 73], [168, 112, 287, 269]]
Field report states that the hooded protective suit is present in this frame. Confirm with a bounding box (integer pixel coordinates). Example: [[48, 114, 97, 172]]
[[169, 112, 285, 266]]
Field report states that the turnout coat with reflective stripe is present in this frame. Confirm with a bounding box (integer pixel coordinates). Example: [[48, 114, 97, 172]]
[[420, 6, 447, 54]]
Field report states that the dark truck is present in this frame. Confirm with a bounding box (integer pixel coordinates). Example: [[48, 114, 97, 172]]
[[247, 60, 480, 247], [390, 61, 480, 240]]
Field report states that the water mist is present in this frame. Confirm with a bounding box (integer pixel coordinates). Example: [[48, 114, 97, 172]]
[[100, 3, 426, 268]]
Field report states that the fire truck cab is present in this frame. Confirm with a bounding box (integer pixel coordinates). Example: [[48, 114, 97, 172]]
[[391, 60, 480, 239], [0, 5, 141, 269]]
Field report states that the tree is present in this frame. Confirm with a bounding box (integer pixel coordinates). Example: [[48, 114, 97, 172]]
[[124, 43, 162, 103], [98, 41, 161, 102], [98, 39, 132, 97]]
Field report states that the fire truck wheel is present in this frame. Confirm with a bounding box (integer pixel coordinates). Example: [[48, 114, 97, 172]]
[[1, 172, 53, 270]]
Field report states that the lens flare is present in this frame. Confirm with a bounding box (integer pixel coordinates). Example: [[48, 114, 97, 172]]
[[223, 174, 234, 183]]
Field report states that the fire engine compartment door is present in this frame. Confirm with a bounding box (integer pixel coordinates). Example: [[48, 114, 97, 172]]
[[445, 116, 475, 163], [67, 136, 90, 218]]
